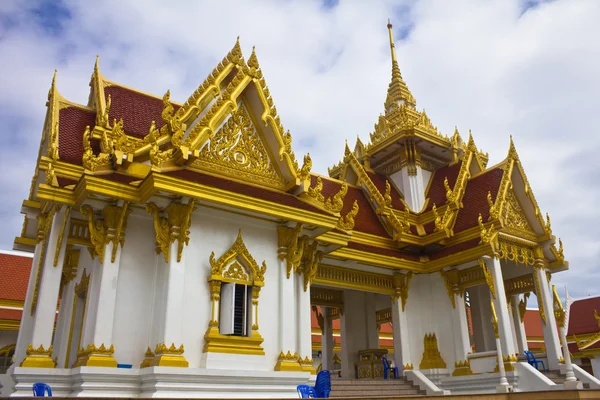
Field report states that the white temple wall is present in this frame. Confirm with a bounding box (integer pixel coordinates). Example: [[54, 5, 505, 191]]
[[112, 213, 157, 367], [405, 272, 456, 369], [183, 206, 280, 369]]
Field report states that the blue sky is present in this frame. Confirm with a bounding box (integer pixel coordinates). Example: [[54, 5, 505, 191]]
[[0, 0, 599, 303]]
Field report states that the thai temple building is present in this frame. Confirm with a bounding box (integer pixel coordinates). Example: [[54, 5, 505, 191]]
[[2, 22, 600, 397]]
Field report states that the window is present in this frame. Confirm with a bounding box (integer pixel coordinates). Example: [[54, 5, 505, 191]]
[[219, 282, 252, 337]]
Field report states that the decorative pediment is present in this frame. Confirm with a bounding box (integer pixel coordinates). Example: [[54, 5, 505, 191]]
[[208, 230, 266, 286], [502, 190, 532, 232], [190, 103, 285, 188]]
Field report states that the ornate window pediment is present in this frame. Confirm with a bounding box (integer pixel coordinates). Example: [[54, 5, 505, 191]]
[[209, 229, 266, 287]]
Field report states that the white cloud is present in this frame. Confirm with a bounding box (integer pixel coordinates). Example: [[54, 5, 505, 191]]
[[0, 0, 598, 298]]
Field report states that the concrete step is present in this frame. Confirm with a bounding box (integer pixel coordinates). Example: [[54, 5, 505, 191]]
[[329, 378, 425, 398]]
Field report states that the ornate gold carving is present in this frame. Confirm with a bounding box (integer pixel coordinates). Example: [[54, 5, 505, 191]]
[[504, 275, 534, 296], [404, 363, 414, 370], [209, 230, 266, 284], [310, 288, 344, 310], [60, 247, 80, 292], [392, 272, 413, 311], [337, 200, 359, 231], [552, 285, 566, 328], [496, 241, 535, 266], [278, 351, 299, 361], [307, 176, 325, 203], [544, 213, 552, 236], [301, 240, 323, 291], [154, 343, 185, 355], [533, 265, 546, 325], [53, 207, 70, 267], [25, 344, 53, 356], [192, 105, 282, 188], [452, 360, 473, 376], [444, 177, 456, 203], [490, 300, 499, 338], [432, 204, 454, 235], [324, 183, 348, 213], [82, 126, 111, 172], [48, 121, 59, 161], [519, 292, 530, 322], [479, 259, 496, 300], [77, 343, 115, 357], [299, 154, 312, 181], [223, 262, 249, 281], [419, 333, 446, 369], [439, 269, 459, 308], [478, 214, 498, 249], [384, 180, 392, 206], [146, 199, 195, 263], [503, 190, 531, 231], [315, 264, 394, 295], [277, 224, 304, 278], [81, 203, 131, 263]]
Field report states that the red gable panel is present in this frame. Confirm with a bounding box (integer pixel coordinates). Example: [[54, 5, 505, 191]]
[[424, 161, 462, 212]]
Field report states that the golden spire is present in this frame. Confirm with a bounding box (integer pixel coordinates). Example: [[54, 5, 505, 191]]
[[385, 20, 416, 111]]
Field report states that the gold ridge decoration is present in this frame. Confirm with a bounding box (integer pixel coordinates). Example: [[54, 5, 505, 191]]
[[324, 183, 348, 213], [478, 214, 498, 250], [77, 343, 114, 357], [519, 292, 530, 322], [82, 126, 111, 172], [223, 262, 249, 281], [479, 259, 496, 300], [337, 200, 359, 231], [299, 154, 312, 181], [432, 204, 454, 236], [392, 271, 413, 311], [277, 224, 304, 278], [25, 344, 53, 356], [209, 230, 266, 285], [148, 121, 175, 166], [444, 177, 456, 203], [308, 176, 325, 203], [556, 239, 565, 264], [419, 333, 446, 369], [154, 343, 185, 355], [452, 360, 473, 376], [146, 202, 171, 262], [301, 240, 323, 291], [503, 190, 531, 231], [48, 122, 59, 161], [81, 203, 131, 263], [544, 213, 552, 236], [53, 207, 70, 267], [552, 285, 566, 327], [192, 104, 282, 188], [490, 300, 499, 339], [384, 181, 392, 206], [146, 199, 196, 263]]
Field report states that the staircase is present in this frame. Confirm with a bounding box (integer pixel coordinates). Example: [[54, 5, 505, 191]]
[[541, 371, 590, 389], [330, 378, 426, 398]]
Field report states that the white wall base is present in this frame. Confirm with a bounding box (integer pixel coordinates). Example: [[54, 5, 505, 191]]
[[199, 352, 269, 371], [440, 372, 518, 395], [9, 367, 311, 398]]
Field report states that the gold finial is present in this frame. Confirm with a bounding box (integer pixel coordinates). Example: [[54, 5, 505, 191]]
[[248, 46, 259, 69], [48, 69, 58, 101], [94, 55, 99, 73], [387, 19, 397, 63]]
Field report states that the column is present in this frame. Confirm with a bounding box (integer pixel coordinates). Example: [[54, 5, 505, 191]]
[[533, 265, 561, 370], [364, 293, 379, 349], [74, 203, 130, 367], [321, 307, 334, 371], [591, 356, 600, 380], [510, 294, 528, 354], [340, 310, 352, 378], [144, 201, 193, 367], [19, 206, 70, 368], [296, 273, 314, 373], [451, 292, 473, 375], [470, 285, 495, 352], [391, 296, 411, 372], [482, 256, 516, 356]]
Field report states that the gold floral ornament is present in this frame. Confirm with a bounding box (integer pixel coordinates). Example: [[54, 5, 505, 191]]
[[301, 240, 323, 291], [478, 214, 498, 250], [81, 203, 131, 263], [154, 343, 184, 355], [444, 177, 456, 203], [392, 271, 413, 311], [278, 224, 305, 278], [299, 154, 312, 181], [209, 230, 266, 285], [82, 125, 111, 172], [324, 183, 348, 213], [479, 259, 496, 299], [146, 199, 196, 263], [384, 181, 392, 206], [308, 176, 325, 203], [337, 200, 359, 231]]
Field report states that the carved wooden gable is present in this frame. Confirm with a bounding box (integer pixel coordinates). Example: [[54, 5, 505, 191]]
[[191, 103, 284, 189], [503, 190, 533, 233]]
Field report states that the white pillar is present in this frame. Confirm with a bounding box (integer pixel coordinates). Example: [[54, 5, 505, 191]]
[[340, 311, 352, 378], [274, 257, 298, 370], [559, 325, 582, 389], [483, 256, 516, 356], [452, 292, 471, 361], [20, 207, 69, 368], [12, 241, 44, 367], [296, 273, 314, 373], [591, 356, 600, 380], [391, 296, 411, 372], [76, 240, 122, 367], [321, 307, 334, 371], [510, 294, 528, 355], [365, 293, 379, 349], [534, 265, 561, 370], [53, 277, 78, 368]]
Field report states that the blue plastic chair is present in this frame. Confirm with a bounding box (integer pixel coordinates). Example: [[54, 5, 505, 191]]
[[313, 370, 331, 398], [524, 350, 546, 372], [297, 384, 316, 398], [32, 382, 52, 397], [382, 356, 398, 380]]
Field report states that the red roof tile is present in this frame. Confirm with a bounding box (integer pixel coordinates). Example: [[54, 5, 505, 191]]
[[366, 172, 405, 210], [453, 167, 504, 233], [166, 170, 329, 216], [567, 296, 600, 336], [0, 253, 32, 302], [105, 85, 180, 139], [524, 309, 544, 337], [311, 175, 390, 238], [424, 161, 462, 212], [58, 107, 96, 165], [0, 308, 22, 321]]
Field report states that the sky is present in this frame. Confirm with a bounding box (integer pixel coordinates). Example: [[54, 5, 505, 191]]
[[0, 0, 599, 302]]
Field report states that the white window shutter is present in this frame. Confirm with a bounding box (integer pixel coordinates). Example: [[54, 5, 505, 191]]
[[219, 282, 235, 335]]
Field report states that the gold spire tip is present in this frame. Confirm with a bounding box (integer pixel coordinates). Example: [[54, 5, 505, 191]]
[[387, 20, 397, 63]]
